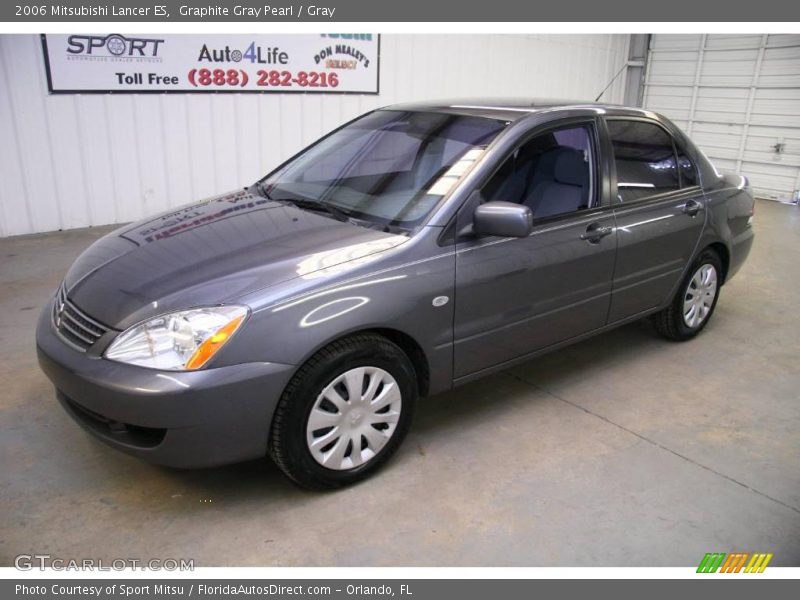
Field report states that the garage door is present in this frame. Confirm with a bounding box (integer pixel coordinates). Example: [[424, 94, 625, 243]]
[[643, 34, 800, 202]]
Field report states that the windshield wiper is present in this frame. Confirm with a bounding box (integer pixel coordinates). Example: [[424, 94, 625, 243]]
[[253, 181, 359, 224], [252, 184, 345, 219], [278, 197, 355, 224], [252, 184, 406, 233]]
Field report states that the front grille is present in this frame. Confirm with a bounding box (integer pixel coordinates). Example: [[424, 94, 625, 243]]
[[52, 284, 110, 351]]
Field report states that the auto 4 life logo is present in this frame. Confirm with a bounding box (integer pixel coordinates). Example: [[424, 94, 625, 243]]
[[697, 552, 773, 573]]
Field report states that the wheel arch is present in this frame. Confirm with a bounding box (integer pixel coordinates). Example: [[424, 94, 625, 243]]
[[705, 241, 730, 284], [368, 328, 430, 398], [290, 327, 431, 399]]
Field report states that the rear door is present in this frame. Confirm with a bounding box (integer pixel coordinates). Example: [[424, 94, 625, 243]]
[[604, 117, 706, 322], [453, 119, 618, 379]]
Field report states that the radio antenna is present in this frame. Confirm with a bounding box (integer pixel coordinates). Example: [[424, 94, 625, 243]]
[[594, 62, 629, 102]]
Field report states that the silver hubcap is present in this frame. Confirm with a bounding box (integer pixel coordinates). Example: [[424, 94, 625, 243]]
[[683, 264, 718, 328], [306, 367, 402, 471]]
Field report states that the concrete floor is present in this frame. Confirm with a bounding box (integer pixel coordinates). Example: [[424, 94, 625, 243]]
[[1, 199, 798, 567]]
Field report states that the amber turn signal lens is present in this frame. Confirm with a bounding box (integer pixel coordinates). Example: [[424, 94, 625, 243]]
[[184, 315, 245, 370]]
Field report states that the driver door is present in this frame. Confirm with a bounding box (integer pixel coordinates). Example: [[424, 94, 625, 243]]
[[453, 120, 618, 380]]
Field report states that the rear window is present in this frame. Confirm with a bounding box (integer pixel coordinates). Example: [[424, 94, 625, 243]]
[[607, 119, 679, 202]]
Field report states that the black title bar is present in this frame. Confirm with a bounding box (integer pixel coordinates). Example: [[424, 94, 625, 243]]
[[3, 0, 800, 22], [5, 578, 800, 600]]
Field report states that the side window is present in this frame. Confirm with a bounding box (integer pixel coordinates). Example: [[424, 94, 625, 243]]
[[676, 146, 698, 187], [481, 124, 595, 219], [607, 120, 679, 202]]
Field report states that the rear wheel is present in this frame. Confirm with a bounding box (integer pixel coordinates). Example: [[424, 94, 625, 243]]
[[652, 248, 722, 341], [268, 334, 417, 489]]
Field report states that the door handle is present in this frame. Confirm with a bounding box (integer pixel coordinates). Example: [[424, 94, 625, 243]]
[[580, 223, 614, 243], [682, 199, 704, 217]]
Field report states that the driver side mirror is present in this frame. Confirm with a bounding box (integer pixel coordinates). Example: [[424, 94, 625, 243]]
[[473, 201, 533, 238]]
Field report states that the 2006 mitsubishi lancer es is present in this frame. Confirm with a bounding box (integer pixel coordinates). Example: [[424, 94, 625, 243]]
[[37, 99, 755, 489]]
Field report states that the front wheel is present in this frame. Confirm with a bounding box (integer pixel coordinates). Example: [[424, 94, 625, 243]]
[[268, 334, 417, 489], [652, 248, 722, 341]]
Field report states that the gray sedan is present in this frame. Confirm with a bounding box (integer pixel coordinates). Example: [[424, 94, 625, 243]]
[[36, 99, 755, 488]]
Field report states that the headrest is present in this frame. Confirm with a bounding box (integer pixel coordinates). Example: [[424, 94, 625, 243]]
[[553, 148, 588, 187]]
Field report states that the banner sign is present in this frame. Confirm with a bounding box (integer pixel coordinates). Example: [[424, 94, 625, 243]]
[[41, 33, 379, 94]]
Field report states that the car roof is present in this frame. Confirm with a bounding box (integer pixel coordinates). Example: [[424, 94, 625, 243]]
[[381, 98, 636, 122]]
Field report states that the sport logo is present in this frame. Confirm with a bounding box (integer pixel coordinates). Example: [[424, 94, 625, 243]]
[[697, 552, 773, 573], [66, 34, 164, 58]]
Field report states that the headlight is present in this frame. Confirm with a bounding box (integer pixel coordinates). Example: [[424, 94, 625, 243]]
[[104, 306, 249, 371]]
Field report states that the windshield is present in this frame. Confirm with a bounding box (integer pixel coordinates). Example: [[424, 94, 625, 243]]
[[256, 110, 508, 231]]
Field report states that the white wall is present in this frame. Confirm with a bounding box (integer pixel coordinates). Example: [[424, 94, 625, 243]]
[[0, 34, 630, 237]]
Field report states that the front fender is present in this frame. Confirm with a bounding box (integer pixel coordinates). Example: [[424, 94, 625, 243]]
[[215, 231, 457, 396]]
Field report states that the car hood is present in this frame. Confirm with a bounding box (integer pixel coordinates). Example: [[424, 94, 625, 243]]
[[64, 189, 407, 329]]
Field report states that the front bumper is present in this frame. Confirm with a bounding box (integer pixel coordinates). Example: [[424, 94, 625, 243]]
[[36, 298, 296, 468]]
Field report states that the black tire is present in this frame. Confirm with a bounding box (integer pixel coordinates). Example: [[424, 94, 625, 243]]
[[268, 333, 417, 490], [652, 248, 723, 341]]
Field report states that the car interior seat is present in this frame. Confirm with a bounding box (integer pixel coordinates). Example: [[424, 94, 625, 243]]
[[523, 147, 590, 218]]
